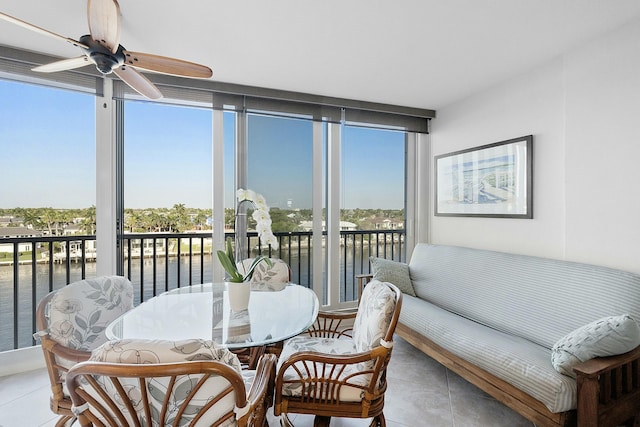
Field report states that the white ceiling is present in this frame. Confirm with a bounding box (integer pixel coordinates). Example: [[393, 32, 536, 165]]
[[1, 0, 640, 111]]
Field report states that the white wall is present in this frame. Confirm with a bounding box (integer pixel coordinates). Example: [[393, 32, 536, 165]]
[[429, 18, 640, 274]]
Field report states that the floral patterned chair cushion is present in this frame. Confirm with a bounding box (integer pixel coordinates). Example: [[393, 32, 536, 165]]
[[352, 279, 397, 353], [85, 339, 242, 427], [277, 335, 367, 401], [47, 275, 134, 351], [237, 258, 291, 291]]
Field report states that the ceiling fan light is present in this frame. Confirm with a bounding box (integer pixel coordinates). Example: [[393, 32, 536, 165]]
[[90, 52, 117, 74]]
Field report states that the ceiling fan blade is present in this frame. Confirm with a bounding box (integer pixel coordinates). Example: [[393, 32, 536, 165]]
[[123, 51, 213, 79], [88, 0, 121, 54], [113, 66, 163, 100], [32, 56, 91, 73], [0, 11, 88, 49]]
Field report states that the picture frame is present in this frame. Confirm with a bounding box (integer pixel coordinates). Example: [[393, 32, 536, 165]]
[[435, 135, 533, 218]]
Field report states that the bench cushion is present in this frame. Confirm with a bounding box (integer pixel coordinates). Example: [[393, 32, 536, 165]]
[[409, 244, 640, 350], [400, 295, 576, 413]]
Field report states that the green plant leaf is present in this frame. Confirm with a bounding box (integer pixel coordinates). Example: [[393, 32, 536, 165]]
[[225, 238, 235, 264], [216, 238, 244, 282], [216, 237, 276, 282], [243, 256, 273, 281], [216, 249, 242, 282]]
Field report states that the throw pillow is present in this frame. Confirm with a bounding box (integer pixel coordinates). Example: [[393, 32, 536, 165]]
[[369, 256, 416, 296], [551, 314, 640, 378]]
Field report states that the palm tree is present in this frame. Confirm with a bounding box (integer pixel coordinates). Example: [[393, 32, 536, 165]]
[[194, 212, 208, 230], [39, 208, 61, 235], [17, 208, 41, 230], [171, 203, 190, 232], [80, 205, 96, 235]]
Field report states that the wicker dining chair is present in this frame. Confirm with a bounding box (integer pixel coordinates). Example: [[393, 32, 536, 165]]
[[34, 275, 134, 427], [66, 338, 277, 427], [233, 257, 292, 368], [237, 257, 292, 288], [273, 280, 402, 427]]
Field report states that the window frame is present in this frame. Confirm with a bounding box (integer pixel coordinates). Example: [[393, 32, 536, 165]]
[[0, 45, 429, 310]]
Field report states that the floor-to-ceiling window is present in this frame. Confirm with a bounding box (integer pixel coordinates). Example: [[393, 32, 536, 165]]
[[121, 100, 213, 302], [340, 126, 407, 302], [116, 100, 415, 309], [0, 79, 96, 350], [0, 46, 432, 350], [246, 113, 318, 287]]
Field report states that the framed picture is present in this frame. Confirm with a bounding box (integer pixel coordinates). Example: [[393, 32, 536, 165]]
[[435, 135, 533, 218]]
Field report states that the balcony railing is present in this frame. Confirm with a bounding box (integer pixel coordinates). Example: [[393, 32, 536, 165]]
[[0, 229, 404, 351]]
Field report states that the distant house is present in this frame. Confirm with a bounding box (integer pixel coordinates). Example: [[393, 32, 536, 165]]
[[372, 218, 404, 230], [0, 227, 42, 253], [60, 223, 96, 254], [63, 224, 83, 235], [0, 216, 25, 227], [299, 221, 357, 232]]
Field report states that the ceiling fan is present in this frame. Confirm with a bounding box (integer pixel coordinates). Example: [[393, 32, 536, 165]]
[[0, 0, 213, 99]]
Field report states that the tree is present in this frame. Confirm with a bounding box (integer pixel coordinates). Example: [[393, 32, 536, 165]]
[[40, 208, 62, 235], [269, 208, 299, 233], [224, 208, 236, 230], [80, 205, 96, 235], [17, 208, 41, 230], [194, 211, 208, 230], [170, 203, 191, 232]]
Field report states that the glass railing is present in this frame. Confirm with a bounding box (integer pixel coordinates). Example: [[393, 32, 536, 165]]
[[0, 229, 405, 351]]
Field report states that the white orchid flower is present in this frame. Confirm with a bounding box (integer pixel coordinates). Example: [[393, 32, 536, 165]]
[[232, 188, 278, 249], [236, 188, 256, 202], [253, 193, 269, 211], [260, 231, 279, 249], [256, 219, 272, 234], [252, 209, 270, 223]]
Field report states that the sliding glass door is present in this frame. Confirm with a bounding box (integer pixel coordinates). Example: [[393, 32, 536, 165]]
[[121, 101, 212, 301], [245, 113, 321, 289], [339, 126, 407, 302]]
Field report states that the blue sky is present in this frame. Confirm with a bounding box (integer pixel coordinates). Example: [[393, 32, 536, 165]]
[[1, 80, 95, 209], [1, 79, 405, 210]]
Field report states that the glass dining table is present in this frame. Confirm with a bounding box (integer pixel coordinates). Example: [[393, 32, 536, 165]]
[[106, 282, 319, 350]]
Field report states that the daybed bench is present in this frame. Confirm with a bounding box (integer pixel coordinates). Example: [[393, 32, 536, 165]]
[[360, 244, 640, 427]]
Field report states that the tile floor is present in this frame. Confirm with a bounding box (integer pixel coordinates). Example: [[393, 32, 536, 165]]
[[0, 336, 536, 427]]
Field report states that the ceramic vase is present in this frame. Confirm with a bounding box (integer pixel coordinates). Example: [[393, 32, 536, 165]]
[[227, 281, 250, 312]]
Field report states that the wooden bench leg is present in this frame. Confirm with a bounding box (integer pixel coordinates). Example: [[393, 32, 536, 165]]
[[313, 416, 331, 427], [577, 374, 598, 427]]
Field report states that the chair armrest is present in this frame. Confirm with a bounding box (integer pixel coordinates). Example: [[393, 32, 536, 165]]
[[317, 311, 357, 320], [279, 346, 386, 368], [572, 346, 640, 427], [306, 311, 357, 338], [44, 338, 92, 363]]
